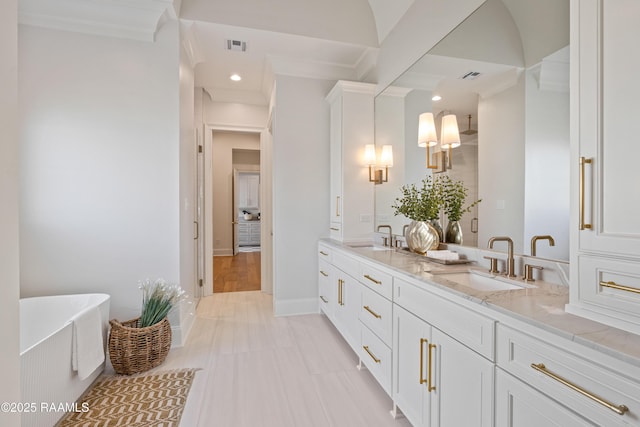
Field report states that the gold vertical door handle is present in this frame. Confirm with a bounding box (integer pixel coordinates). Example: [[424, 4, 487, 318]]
[[579, 157, 593, 230], [531, 363, 628, 415], [338, 279, 344, 306], [336, 196, 340, 217], [419, 338, 427, 385], [428, 343, 436, 392]]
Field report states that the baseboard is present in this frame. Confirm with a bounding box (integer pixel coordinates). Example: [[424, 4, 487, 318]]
[[213, 248, 233, 256], [274, 297, 319, 316]]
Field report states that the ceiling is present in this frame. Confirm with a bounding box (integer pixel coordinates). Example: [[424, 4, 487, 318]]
[[18, 0, 568, 108]]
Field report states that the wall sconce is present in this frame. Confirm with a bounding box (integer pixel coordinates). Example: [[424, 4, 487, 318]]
[[418, 112, 439, 169], [418, 112, 461, 170], [365, 144, 393, 184]]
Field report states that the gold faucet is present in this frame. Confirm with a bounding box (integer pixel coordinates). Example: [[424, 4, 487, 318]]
[[488, 236, 516, 278], [531, 235, 555, 257], [377, 225, 393, 247]]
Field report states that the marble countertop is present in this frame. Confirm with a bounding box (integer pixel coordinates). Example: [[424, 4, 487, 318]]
[[321, 239, 640, 368]]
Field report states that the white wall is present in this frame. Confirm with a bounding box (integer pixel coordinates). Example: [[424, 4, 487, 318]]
[[272, 75, 334, 315], [204, 99, 268, 129], [523, 67, 570, 260], [211, 131, 260, 255], [19, 23, 183, 323], [478, 75, 526, 253], [0, 0, 21, 421], [376, 0, 486, 92]]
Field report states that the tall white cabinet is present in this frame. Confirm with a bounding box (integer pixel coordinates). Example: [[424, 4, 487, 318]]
[[567, 0, 640, 334], [325, 81, 375, 242]]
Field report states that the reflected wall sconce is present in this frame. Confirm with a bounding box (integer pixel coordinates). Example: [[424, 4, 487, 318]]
[[418, 112, 461, 170], [365, 144, 393, 184]]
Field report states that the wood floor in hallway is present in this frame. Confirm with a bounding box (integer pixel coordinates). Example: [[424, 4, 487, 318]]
[[213, 252, 261, 293], [158, 291, 412, 427]]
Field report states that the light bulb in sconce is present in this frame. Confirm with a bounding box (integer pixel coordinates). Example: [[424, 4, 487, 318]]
[[364, 144, 377, 166], [440, 114, 461, 149], [380, 145, 394, 167], [419, 112, 439, 169]]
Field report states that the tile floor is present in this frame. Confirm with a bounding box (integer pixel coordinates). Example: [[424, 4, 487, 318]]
[[157, 291, 412, 427]]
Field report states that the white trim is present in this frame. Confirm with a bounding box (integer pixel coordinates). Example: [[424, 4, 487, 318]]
[[274, 298, 319, 317]]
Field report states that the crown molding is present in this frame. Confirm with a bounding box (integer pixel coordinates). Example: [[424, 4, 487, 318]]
[[19, 0, 176, 42]]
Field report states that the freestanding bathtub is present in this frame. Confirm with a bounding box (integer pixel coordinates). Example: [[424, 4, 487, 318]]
[[20, 293, 110, 427]]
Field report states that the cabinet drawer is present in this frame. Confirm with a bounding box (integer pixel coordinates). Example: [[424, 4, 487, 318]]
[[496, 324, 640, 426], [359, 261, 393, 300], [329, 221, 342, 239], [574, 254, 640, 332], [318, 259, 332, 316], [318, 244, 332, 262], [360, 325, 392, 396], [394, 277, 495, 360], [359, 285, 392, 346]]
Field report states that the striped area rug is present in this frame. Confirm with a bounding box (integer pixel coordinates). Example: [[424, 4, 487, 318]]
[[57, 369, 196, 427]]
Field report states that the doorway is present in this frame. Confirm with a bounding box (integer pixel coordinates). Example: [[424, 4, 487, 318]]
[[206, 129, 270, 294]]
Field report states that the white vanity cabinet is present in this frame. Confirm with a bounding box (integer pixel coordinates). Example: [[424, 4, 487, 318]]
[[496, 324, 640, 426], [393, 279, 494, 427], [568, 0, 640, 334], [325, 81, 375, 242]]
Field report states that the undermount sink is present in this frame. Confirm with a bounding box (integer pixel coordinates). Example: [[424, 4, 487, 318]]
[[433, 269, 535, 292], [347, 243, 392, 251]]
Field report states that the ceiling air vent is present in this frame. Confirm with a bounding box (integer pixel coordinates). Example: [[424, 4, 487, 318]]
[[460, 71, 481, 80], [226, 39, 247, 52]]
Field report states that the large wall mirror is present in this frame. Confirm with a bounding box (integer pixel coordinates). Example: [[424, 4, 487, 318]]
[[374, 0, 570, 260]]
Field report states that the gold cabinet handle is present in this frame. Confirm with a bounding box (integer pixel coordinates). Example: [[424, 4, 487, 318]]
[[330, 227, 340, 231], [531, 363, 628, 415], [336, 196, 340, 217], [319, 251, 329, 256], [363, 305, 382, 319], [320, 270, 328, 277], [364, 274, 382, 285], [320, 296, 328, 303], [600, 280, 640, 295], [363, 345, 381, 363], [579, 157, 593, 230], [338, 279, 344, 306], [428, 343, 436, 392], [419, 338, 428, 385]]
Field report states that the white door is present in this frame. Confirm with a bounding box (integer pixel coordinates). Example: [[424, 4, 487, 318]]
[[393, 305, 430, 427], [431, 328, 493, 427], [232, 168, 240, 255]]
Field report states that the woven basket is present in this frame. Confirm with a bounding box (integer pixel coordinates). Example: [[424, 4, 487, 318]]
[[108, 317, 172, 375]]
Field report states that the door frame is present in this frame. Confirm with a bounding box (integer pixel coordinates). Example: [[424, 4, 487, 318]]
[[204, 124, 269, 296]]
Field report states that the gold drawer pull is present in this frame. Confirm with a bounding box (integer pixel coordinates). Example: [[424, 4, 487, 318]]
[[320, 270, 328, 277], [363, 345, 380, 363], [320, 296, 328, 303], [330, 227, 340, 231], [419, 338, 427, 385], [363, 305, 382, 319], [319, 251, 329, 256], [364, 274, 382, 285], [600, 281, 640, 295], [531, 363, 628, 416], [579, 157, 593, 230], [428, 343, 436, 392]]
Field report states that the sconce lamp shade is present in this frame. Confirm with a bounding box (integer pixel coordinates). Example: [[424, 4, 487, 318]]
[[380, 145, 394, 167], [364, 144, 376, 166], [418, 112, 438, 148], [440, 114, 461, 149]]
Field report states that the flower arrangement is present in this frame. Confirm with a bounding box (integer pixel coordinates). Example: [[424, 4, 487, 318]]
[[440, 176, 481, 221], [391, 176, 444, 221], [139, 278, 186, 327]]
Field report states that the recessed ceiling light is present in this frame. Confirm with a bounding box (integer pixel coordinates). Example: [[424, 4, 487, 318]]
[[230, 74, 242, 82], [432, 95, 442, 101]]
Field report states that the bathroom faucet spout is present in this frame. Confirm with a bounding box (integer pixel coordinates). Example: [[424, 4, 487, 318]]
[[377, 225, 393, 247], [488, 236, 516, 278], [531, 235, 555, 256]]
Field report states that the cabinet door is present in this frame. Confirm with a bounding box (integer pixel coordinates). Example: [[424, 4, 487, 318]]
[[574, 0, 640, 256], [431, 329, 493, 427], [333, 272, 360, 352], [246, 174, 259, 208], [329, 97, 342, 224], [496, 368, 596, 427], [393, 305, 430, 427]]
